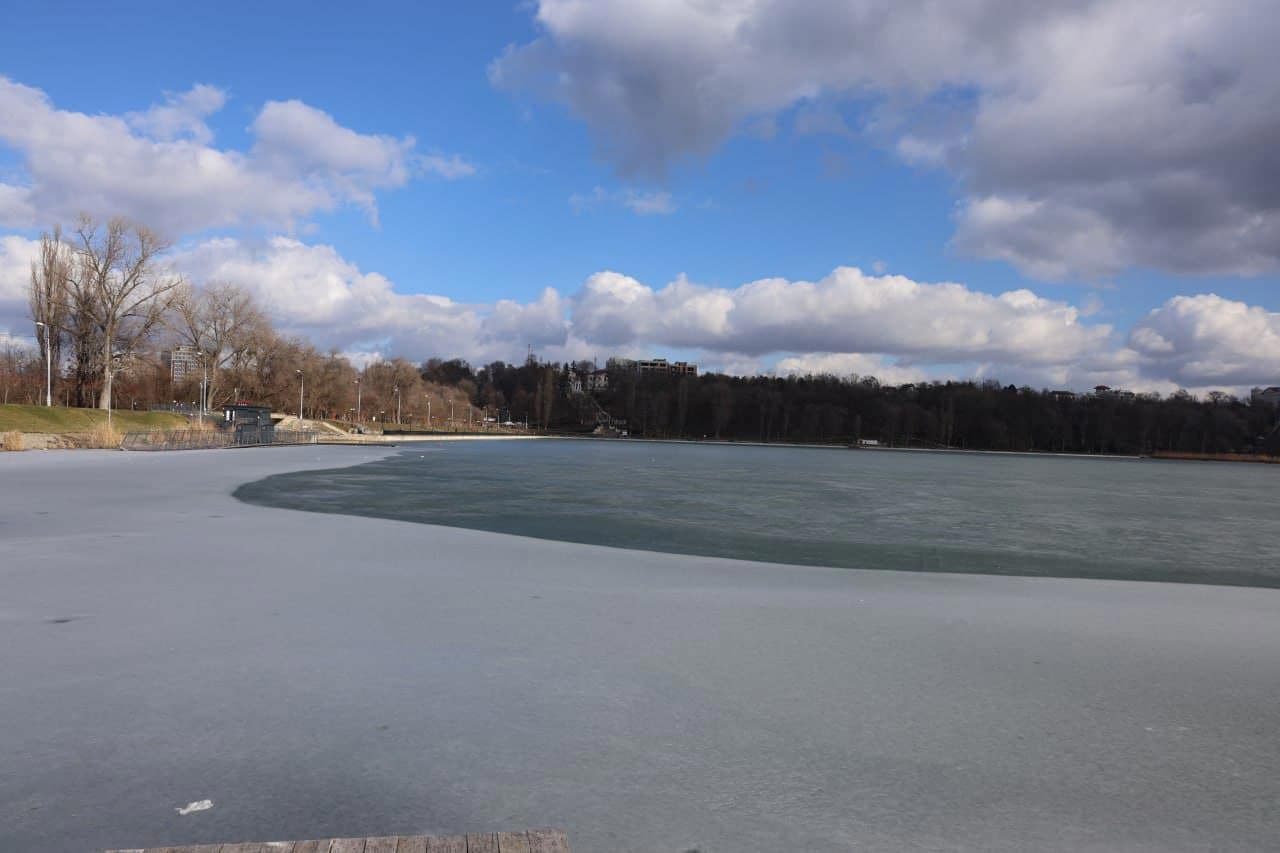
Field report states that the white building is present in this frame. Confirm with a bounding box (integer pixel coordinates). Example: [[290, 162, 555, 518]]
[[167, 345, 200, 383]]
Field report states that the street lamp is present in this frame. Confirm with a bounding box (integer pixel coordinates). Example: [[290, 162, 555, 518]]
[[394, 385, 401, 425], [354, 377, 362, 423], [197, 351, 208, 426], [426, 396, 432, 430], [296, 369, 305, 421], [34, 321, 51, 407]]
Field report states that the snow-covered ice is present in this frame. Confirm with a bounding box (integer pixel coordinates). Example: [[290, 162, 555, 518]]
[[3, 446, 1279, 852]]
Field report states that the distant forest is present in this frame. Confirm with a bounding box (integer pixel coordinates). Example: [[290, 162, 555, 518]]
[[454, 358, 1280, 456]]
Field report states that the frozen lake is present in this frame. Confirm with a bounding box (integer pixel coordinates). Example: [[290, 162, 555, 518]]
[[238, 439, 1280, 587], [3, 444, 1280, 852]]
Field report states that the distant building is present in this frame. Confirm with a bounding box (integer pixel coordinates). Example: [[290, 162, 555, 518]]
[[166, 345, 200, 383], [1092, 385, 1135, 400], [585, 369, 609, 391], [565, 372, 584, 395], [1251, 386, 1280, 408], [637, 358, 697, 377], [1050, 390, 1076, 400], [637, 358, 669, 374]]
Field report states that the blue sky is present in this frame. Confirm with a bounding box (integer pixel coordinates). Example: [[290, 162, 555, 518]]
[[1, 0, 1278, 391]]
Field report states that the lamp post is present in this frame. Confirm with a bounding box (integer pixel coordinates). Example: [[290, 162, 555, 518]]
[[427, 396, 432, 430], [394, 385, 401, 426], [296, 369, 304, 422], [34, 321, 51, 406], [354, 377, 362, 423], [198, 352, 208, 426]]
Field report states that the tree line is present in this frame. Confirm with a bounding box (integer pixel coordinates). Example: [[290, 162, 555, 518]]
[[459, 359, 1280, 456], [5, 216, 1278, 454], [7, 217, 479, 427]]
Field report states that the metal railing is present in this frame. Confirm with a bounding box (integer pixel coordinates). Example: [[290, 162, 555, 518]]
[[121, 429, 319, 451]]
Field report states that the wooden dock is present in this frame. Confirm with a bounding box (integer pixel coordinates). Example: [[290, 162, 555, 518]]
[[108, 829, 570, 853]]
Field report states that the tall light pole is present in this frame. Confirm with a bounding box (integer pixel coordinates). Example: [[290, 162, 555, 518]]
[[198, 352, 208, 426], [35, 321, 51, 406], [394, 385, 401, 425], [426, 396, 432, 430], [449, 397, 455, 427], [296, 368, 304, 422], [354, 378, 362, 423]]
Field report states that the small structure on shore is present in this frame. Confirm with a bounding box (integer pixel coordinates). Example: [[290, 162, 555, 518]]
[[223, 404, 275, 445]]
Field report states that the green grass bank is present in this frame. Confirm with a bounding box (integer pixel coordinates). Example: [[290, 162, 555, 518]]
[[0, 404, 188, 434]]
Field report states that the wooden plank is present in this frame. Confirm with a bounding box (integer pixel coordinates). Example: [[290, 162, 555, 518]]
[[395, 838, 428, 853], [465, 834, 497, 853], [496, 832, 530, 853], [525, 830, 570, 853], [365, 839, 398, 853], [426, 836, 467, 853], [289, 843, 324, 853], [329, 841, 366, 853]]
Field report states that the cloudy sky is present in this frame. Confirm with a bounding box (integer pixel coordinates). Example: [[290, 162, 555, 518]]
[[1, 0, 1278, 392]]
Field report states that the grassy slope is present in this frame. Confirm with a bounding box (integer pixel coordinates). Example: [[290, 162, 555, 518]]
[[0, 404, 188, 433]]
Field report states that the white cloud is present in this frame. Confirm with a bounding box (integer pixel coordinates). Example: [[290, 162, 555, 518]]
[[126, 84, 228, 144], [0, 235, 36, 306], [6, 229, 1278, 394], [494, 0, 1280, 278], [570, 186, 677, 215], [1128, 294, 1280, 387], [0, 76, 473, 235], [0, 235, 38, 349], [571, 266, 1111, 365], [775, 353, 929, 385], [161, 240, 1280, 392], [168, 237, 569, 363]]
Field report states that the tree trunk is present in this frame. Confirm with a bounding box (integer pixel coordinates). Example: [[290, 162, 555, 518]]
[[100, 331, 113, 411]]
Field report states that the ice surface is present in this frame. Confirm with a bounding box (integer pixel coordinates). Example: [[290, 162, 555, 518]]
[[3, 446, 1279, 852]]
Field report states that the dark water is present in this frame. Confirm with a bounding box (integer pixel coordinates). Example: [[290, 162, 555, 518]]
[[235, 439, 1280, 587]]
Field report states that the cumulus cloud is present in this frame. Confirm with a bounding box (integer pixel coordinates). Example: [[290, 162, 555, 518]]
[[1128, 294, 1280, 387], [6, 230, 1279, 394], [161, 240, 1148, 388], [0, 235, 39, 348], [168, 237, 569, 362], [571, 266, 1111, 365], [0, 77, 473, 235], [493, 0, 1280, 278]]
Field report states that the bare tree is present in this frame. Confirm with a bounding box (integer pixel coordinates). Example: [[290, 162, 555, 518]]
[[67, 217, 183, 418], [172, 281, 268, 408], [27, 227, 72, 401]]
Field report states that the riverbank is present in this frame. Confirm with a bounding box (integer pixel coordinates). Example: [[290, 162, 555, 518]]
[[3, 445, 1279, 852], [0, 403, 187, 433]]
